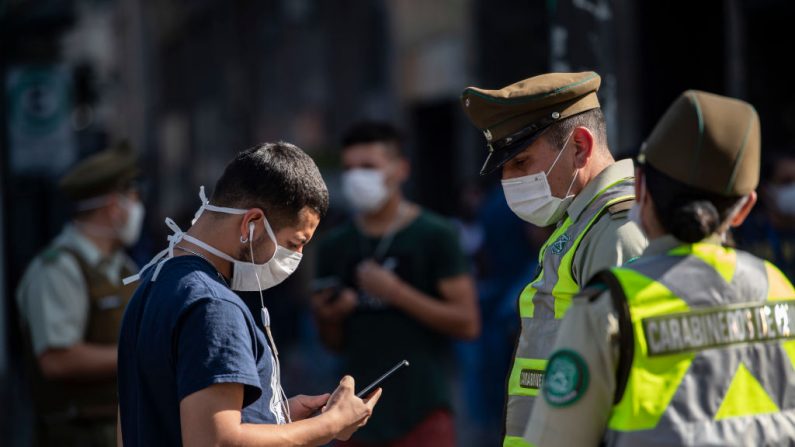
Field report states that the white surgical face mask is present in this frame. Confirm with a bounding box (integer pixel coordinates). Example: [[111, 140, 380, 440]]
[[123, 186, 302, 291], [501, 132, 579, 227], [773, 183, 795, 216], [118, 196, 145, 247], [342, 168, 389, 213]]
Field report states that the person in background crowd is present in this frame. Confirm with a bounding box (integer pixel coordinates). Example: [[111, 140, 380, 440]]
[[311, 121, 480, 447], [526, 90, 795, 446], [16, 142, 144, 447], [734, 150, 795, 281]]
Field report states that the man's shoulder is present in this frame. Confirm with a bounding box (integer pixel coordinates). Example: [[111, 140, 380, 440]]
[[150, 257, 243, 308]]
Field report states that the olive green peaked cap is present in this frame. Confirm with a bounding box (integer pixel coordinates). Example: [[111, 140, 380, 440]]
[[461, 71, 601, 175], [59, 140, 140, 201], [639, 90, 760, 196]]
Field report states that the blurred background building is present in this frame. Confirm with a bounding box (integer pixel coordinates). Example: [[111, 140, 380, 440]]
[[2, 0, 794, 445]]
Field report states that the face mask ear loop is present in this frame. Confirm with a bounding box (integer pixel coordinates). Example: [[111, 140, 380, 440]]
[[249, 221, 291, 423], [545, 130, 575, 176], [564, 168, 580, 198]]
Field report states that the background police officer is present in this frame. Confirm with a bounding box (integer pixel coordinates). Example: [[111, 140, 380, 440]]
[[461, 72, 647, 447], [526, 90, 795, 446], [15, 142, 143, 446]]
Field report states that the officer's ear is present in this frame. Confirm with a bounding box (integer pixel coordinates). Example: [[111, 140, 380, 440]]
[[572, 126, 595, 168], [729, 191, 757, 228]]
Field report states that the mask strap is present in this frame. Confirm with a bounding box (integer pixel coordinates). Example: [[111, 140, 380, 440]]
[[123, 217, 186, 284], [564, 168, 580, 198], [192, 185, 247, 225], [546, 130, 575, 176]]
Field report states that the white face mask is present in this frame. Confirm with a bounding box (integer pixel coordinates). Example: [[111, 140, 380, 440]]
[[124, 186, 302, 291], [501, 131, 579, 227], [342, 168, 389, 213], [118, 196, 145, 247], [773, 183, 795, 216]]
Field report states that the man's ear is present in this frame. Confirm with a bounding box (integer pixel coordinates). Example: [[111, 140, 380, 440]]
[[240, 208, 265, 241], [730, 191, 757, 228], [572, 126, 595, 169]]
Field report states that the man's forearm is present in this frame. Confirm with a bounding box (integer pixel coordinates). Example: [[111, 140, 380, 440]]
[[388, 282, 479, 339], [38, 342, 117, 381], [233, 413, 341, 447]]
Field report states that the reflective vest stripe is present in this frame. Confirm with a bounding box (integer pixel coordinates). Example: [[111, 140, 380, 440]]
[[503, 435, 534, 447], [604, 244, 795, 446]]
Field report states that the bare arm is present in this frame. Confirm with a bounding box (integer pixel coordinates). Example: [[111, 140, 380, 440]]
[[357, 261, 480, 340], [180, 377, 380, 447], [38, 342, 117, 381]]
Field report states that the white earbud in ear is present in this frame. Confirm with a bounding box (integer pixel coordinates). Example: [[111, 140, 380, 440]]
[[249, 222, 255, 240]]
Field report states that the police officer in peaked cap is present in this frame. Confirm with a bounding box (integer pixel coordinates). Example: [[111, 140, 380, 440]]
[[461, 72, 648, 446]]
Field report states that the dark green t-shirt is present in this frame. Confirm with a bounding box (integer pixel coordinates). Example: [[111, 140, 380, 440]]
[[316, 209, 469, 442]]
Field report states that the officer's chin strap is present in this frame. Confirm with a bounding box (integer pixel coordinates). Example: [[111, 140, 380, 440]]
[[249, 226, 291, 424]]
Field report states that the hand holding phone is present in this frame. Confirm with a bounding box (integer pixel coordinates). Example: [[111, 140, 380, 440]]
[[311, 276, 343, 303]]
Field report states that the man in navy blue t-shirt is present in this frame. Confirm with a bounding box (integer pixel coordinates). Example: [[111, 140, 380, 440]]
[[118, 142, 381, 446]]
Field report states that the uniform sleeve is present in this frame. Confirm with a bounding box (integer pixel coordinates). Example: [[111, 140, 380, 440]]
[[430, 222, 470, 280], [15, 253, 89, 355], [572, 211, 647, 285], [174, 298, 263, 405], [524, 291, 620, 447]]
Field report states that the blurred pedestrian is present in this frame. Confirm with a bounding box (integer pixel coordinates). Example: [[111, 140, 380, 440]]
[[461, 71, 648, 446], [118, 142, 380, 446], [311, 121, 480, 447], [526, 91, 795, 446], [15, 142, 144, 447], [734, 151, 795, 281]]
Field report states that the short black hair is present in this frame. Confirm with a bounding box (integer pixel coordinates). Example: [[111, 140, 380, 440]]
[[211, 142, 329, 229], [543, 108, 607, 152], [341, 121, 404, 156]]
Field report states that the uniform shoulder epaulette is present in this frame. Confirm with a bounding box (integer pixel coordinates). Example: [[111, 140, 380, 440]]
[[41, 246, 63, 264], [607, 200, 634, 217]]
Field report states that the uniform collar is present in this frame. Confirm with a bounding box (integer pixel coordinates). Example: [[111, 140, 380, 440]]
[[58, 223, 125, 270], [566, 158, 635, 222], [642, 234, 725, 257]]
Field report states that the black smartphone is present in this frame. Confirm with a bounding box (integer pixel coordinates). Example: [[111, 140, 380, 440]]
[[356, 360, 409, 398], [311, 276, 343, 303]]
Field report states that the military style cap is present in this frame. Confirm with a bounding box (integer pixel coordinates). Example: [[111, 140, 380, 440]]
[[59, 141, 140, 201], [639, 90, 760, 196], [461, 71, 601, 175]]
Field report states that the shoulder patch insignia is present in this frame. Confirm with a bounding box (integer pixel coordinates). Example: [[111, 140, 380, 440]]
[[550, 233, 570, 255], [542, 349, 589, 407], [41, 247, 62, 263]]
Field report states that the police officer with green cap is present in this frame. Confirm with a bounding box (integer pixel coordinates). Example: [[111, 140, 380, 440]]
[[526, 90, 795, 446], [16, 141, 145, 446], [461, 72, 647, 447]]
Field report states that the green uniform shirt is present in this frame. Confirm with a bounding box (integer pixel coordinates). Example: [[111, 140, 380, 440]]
[[316, 209, 469, 442], [16, 224, 136, 355]]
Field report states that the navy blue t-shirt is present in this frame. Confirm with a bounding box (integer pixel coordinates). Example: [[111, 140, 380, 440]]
[[118, 256, 281, 446]]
